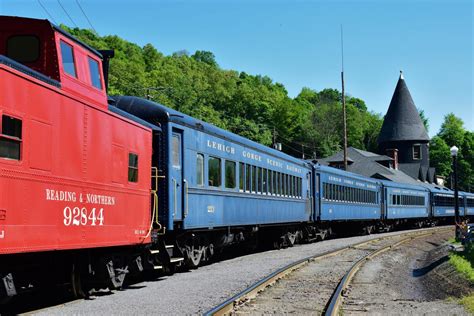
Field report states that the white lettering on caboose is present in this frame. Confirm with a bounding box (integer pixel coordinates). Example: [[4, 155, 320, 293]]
[[46, 189, 77, 202]]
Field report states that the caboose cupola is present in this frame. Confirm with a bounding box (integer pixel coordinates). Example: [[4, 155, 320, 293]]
[[0, 16, 108, 108]]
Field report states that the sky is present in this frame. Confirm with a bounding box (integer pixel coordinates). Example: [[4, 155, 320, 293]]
[[1, 0, 472, 136]]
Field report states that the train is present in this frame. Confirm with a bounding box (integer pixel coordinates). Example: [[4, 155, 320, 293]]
[[0, 16, 471, 301]]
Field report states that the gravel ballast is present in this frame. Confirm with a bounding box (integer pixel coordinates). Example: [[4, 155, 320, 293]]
[[33, 227, 451, 315]]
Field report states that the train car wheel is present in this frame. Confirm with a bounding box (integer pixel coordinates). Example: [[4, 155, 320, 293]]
[[186, 246, 203, 269], [71, 263, 85, 299]]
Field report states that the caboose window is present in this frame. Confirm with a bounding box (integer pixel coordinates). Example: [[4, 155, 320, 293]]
[[7, 35, 40, 63], [0, 115, 22, 160], [128, 153, 139, 182], [208, 156, 221, 187], [225, 160, 236, 189], [60, 40, 77, 77], [88, 57, 102, 89], [196, 154, 204, 186]]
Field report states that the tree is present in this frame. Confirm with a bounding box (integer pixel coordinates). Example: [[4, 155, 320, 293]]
[[192, 50, 218, 67], [430, 136, 451, 178], [439, 113, 465, 148], [418, 108, 429, 132], [431, 114, 473, 191]]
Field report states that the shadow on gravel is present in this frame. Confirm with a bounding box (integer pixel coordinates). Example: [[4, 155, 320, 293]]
[[413, 255, 449, 277], [425, 241, 442, 247]]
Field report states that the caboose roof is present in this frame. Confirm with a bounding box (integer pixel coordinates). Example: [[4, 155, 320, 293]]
[[0, 15, 102, 59]]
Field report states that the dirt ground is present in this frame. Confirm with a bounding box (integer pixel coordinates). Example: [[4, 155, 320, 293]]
[[344, 230, 471, 315], [235, 229, 471, 315]]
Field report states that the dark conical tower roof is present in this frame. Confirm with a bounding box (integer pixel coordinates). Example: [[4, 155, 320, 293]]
[[378, 72, 429, 144]]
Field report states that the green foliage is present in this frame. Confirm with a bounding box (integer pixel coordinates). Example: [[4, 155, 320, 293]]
[[57, 26, 387, 160], [430, 136, 451, 177], [431, 113, 473, 191], [439, 113, 465, 148], [192, 50, 217, 67], [418, 108, 429, 132]]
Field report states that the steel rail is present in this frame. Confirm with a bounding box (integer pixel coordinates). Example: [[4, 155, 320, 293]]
[[324, 227, 450, 316], [204, 226, 450, 316]]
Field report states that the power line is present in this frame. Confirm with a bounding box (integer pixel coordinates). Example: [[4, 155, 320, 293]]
[[57, 0, 78, 27], [75, 0, 97, 33], [37, 0, 57, 24]]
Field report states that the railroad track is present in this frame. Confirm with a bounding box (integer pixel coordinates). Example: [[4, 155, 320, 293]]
[[204, 226, 452, 316]]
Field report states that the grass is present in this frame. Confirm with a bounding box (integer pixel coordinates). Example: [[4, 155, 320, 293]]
[[459, 295, 474, 314], [449, 242, 474, 313], [449, 243, 474, 282]]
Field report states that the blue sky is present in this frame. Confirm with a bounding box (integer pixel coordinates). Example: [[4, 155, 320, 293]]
[[1, 0, 472, 136]]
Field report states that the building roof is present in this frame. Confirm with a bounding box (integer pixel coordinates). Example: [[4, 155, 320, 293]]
[[378, 72, 430, 143], [318, 147, 421, 185], [318, 147, 393, 164]]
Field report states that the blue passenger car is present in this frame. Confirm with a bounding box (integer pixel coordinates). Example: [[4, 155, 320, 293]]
[[425, 185, 462, 217], [314, 165, 381, 221], [462, 192, 474, 216], [114, 96, 313, 231], [381, 181, 429, 220]]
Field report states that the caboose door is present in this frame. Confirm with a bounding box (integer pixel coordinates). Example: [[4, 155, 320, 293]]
[[170, 130, 184, 221]]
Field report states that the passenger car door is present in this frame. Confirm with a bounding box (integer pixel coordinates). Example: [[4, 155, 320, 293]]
[[170, 131, 184, 221]]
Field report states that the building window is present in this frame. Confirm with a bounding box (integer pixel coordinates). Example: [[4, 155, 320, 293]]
[[0, 115, 22, 160], [196, 154, 204, 186], [208, 156, 221, 187], [225, 160, 236, 189], [128, 153, 139, 182], [413, 144, 422, 160], [60, 40, 77, 77], [7, 35, 40, 63], [88, 57, 102, 89]]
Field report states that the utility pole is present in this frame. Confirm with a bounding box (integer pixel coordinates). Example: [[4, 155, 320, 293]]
[[341, 25, 348, 171]]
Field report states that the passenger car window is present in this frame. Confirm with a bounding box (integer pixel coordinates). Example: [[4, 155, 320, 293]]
[[88, 57, 102, 89], [262, 169, 267, 194], [196, 154, 204, 186], [239, 162, 244, 191], [257, 167, 262, 193], [225, 160, 236, 189], [208, 157, 221, 187], [7, 35, 39, 63], [252, 166, 257, 193], [60, 40, 77, 77], [246, 164, 251, 192], [0, 115, 22, 160], [128, 153, 139, 182]]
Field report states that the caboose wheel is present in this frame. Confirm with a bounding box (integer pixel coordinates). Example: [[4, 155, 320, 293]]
[[71, 263, 85, 299]]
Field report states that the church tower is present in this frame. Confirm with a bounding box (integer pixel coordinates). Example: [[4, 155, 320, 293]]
[[378, 72, 433, 182]]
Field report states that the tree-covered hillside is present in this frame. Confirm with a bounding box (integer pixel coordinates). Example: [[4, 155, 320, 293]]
[[63, 26, 472, 191], [63, 26, 383, 159]]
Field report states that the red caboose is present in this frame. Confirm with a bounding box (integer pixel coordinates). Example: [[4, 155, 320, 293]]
[[0, 16, 153, 298]]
